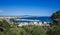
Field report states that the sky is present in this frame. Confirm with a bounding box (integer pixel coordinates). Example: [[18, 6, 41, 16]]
[[0, 0, 60, 16]]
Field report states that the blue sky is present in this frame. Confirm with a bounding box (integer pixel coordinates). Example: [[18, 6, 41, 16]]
[[0, 0, 60, 16]]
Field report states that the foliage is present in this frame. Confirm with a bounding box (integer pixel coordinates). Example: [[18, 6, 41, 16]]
[[0, 25, 49, 35], [20, 25, 48, 35], [10, 18, 18, 28], [51, 10, 60, 19], [0, 19, 49, 35], [0, 19, 11, 35], [50, 10, 60, 35], [0, 19, 10, 31]]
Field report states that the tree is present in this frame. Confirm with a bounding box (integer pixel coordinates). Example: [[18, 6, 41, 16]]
[[0, 21, 4, 32], [0, 19, 10, 32], [0, 19, 11, 35], [51, 10, 60, 35], [51, 10, 60, 25], [51, 10, 60, 19]]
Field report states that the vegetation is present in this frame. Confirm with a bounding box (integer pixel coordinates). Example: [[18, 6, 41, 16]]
[[50, 10, 60, 35], [0, 19, 11, 35], [0, 19, 49, 35], [10, 18, 18, 28], [0, 10, 60, 35], [51, 10, 60, 19]]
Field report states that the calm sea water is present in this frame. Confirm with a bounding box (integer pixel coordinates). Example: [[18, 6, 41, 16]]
[[17, 16, 53, 22]]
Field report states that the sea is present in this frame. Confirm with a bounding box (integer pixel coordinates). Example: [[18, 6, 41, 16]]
[[16, 16, 53, 22]]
